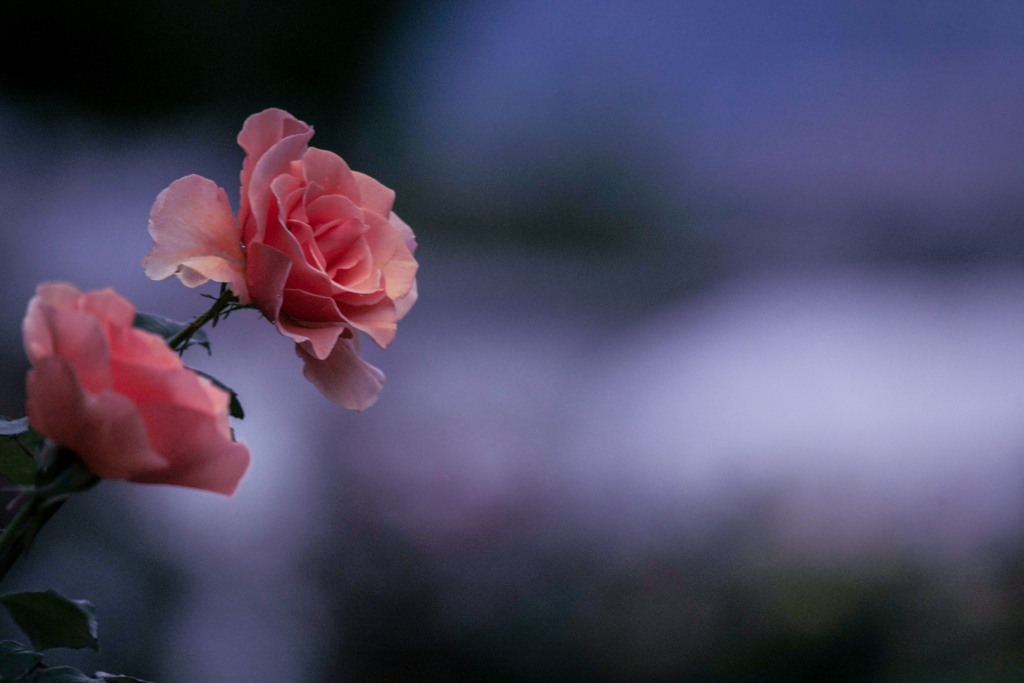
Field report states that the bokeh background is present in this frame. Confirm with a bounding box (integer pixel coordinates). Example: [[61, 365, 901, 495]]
[[3, 1, 1024, 680]]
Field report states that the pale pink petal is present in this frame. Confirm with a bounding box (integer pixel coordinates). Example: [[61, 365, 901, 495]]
[[23, 284, 111, 362], [336, 298, 397, 348], [44, 307, 112, 395], [382, 239, 418, 301], [247, 241, 293, 322], [276, 313, 345, 360], [352, 171, 396, 217], [363, 211, 417, 300], [21, 283, 75, 361], [143, 175, 250, 303], [106, 325, 180, 371], [389, 212, 418, 253], [111, 358, 219, 416], [261, 215, 336, 297], [271, 173, 307, 223], [132, 401, 250, 495], [306, 195, 363, 233], [394, 278, 418, 321], [245, 129, 314, 243], [79, 288, 137, 328], [296, 335, 384, 411], [26, 356, 168, 481], [327, 235, 374, 288], [238, 109, 313, 167], [333, 285, 388, 303], [238, 109, 313, 223], [302, 147, 361, 203], [33, 282, 84, 310]]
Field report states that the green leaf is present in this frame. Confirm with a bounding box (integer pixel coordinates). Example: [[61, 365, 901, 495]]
[[190, 370, 245, 420], [132, 312, 209, 353], [0, 417, 40, 486], [30, 666, 95, 683], [0, 418, 29, 437], [0, 591, 98, 651], [95, 674, 155, 683], [0, 438, 37, 487], [0, 640, 42, 679]]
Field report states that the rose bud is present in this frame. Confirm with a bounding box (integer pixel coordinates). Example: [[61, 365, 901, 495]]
[[23, 283, 250, 495]]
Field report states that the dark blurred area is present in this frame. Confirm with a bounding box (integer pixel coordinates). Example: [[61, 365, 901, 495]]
[[3, 1, 1024, 681], [0, 0, 406, 127]]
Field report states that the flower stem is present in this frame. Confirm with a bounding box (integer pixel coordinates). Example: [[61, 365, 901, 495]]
[[167, 287, 239, 352], [0, 494, 62, 584], [0, 443, 98, 584], [0, 493, 41, 563]]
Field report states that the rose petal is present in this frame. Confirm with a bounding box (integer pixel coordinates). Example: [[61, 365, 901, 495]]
[[276, 312, 345, 360], [244, 124, 314, 244], [382, 239, 418, 301], [111, 357, 219, 416], [363, 211, 417, 300], [143, 175, 250, 303], [79, 288, 137, 328], [296, 335, 384, 410], [306, 194, 363, 235], [43, 307, 113, 395], [106, 324, 181, 372], [272, 172, 309, 225], [238, 109, 313, 224], [394, 278, 418, 321], [352, 171, 396, 217], [326, 233, 374, 287], [261, 214, 336, 297], [389, 212, 418, 254], [302, 147, 361, 204], [279, 286, 344, 324], [336, 298, 397, 348], [26, 356, 168, 481], [21, 283, 83, 362], [247, 241, 293, 322], [131, 401, 251, 495]]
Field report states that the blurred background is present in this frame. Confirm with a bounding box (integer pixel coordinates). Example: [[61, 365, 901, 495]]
[[3, 0, 1024, 680]]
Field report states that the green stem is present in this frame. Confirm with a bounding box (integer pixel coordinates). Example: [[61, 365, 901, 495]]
[[0, 443, 98, 584], [0, 496, 64, 584], [167, 287, 238, 351], [0, 493, 42, 560]]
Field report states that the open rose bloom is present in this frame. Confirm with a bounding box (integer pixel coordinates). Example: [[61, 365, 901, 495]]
[[143, 109, 418, 410], [23, 283, 250, 495]]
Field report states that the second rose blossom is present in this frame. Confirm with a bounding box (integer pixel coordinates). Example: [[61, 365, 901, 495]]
[[143, 108, 418, 410]]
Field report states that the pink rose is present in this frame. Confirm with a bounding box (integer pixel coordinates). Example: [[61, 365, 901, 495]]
[[143, 108, 418, 410], [23, 283, 250, 495]]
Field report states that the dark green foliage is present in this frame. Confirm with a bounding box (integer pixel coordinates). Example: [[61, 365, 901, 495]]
[[131, 313, 210, 354], [0, 419, 39, 486], [0, 592, 98, 652], [0, 641, 42, 679]]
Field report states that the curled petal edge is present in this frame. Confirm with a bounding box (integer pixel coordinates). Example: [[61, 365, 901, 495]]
[[296, 335, 384, 411], [143, 175, 250, 303]]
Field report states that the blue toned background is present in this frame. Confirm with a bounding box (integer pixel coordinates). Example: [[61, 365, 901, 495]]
[[3, 1, 1024, 680]]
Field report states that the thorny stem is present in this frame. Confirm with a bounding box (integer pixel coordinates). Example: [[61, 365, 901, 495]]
[[167, 286, 240, 352], [0, 494, 41, 570], [0, 496, 63, 584], [0, 445, 98, 584]]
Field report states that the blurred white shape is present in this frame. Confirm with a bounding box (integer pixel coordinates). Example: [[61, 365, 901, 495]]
[[567, 269, 1024, 553]]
